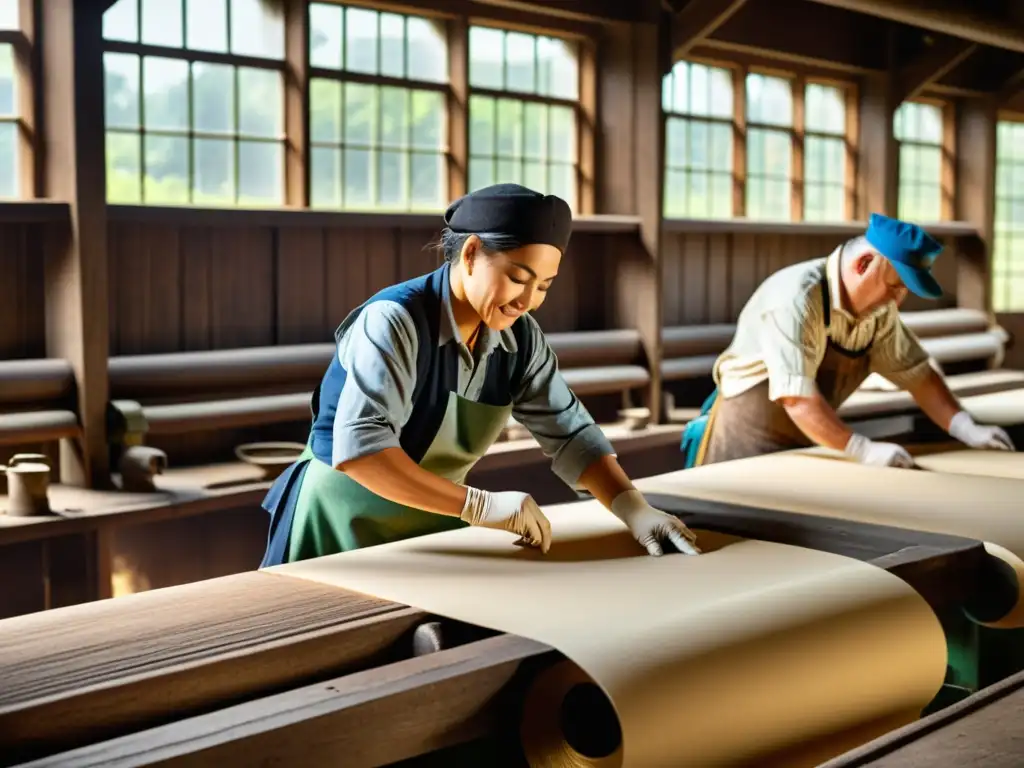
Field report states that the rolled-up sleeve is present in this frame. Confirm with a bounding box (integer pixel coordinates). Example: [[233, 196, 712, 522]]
[[511, 318, 614, 488], [869, 313, 932, 390], [332, 300, 419, 467], [758, 297, 827, 401]]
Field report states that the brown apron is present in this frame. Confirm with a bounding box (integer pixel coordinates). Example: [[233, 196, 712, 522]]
[[701, 276, 874, 465]]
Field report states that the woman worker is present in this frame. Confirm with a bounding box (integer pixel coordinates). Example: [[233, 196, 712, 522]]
[[260, 183, 699, 566]]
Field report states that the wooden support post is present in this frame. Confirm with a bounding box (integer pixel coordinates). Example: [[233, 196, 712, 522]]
[[446, 16, 468, 202], [284, 0, 309, 208], [39, 0, 111, 488], [596, 18, 667, 422], [856, 29, 899, 219], [955, 98, 997, 315]]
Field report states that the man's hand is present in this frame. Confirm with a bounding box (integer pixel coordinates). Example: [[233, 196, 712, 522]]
[[948, 411, 1015, 451], [610, 490, 701, 556], [844, 433, 916, 468]]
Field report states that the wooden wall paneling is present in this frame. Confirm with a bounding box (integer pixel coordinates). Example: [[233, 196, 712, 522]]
[[108, 223, 183, 355], [276, 228, 327, 345], [759, 233, 785, 282], [209, 228, 276, 350], [180, 228, 215, 351], [0, 223, 46, 359], [730, 233, 759, 317], [323, 227, 365, 328], [532, 232, 579, 333], [364, 228, 402, 295], [681, 234, 710, 323], [706, 234, 732, 322], [396, 227, 441, 281]]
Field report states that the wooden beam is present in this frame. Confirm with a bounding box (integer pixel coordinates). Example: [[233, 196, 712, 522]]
[[596, 19, 666, 422], [955, 98, 997, 314], [997, 67, 1024, 105], [670, 0, 749, 60], [803, 0, 1024, 55], [468, 0, 663, 24], [39, 0, 111, 489], [896, 37, 978, 103], [857, 29, 899, 218]]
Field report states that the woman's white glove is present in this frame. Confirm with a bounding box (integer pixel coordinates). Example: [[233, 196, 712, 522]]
[[610, 490, 701, 556], [844, 433, 916, 468], [948, 411, 1014, 451], [461, 487, 552, 553]]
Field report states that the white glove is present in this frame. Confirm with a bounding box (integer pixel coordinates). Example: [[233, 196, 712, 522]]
[[461, 487, 552, 553], [844, 433, 916, 468], [948, 411, 1014, 451], [610, 490, 701, 556]]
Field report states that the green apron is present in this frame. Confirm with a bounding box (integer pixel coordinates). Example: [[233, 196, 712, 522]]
[[286, 392, 513, 560]]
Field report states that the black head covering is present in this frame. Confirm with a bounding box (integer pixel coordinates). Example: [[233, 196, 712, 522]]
[[443, 183, 573, 254]]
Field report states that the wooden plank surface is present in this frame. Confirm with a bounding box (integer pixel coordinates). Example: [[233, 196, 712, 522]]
[[0, 571, 428, 764]]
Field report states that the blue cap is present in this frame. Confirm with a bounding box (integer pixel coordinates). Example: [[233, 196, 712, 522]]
[[864, 213, 944, 299]]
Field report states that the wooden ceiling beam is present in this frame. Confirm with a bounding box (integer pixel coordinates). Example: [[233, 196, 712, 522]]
[[997, 67, 1024, 104], [895, 36, 978, 102], [803, 0, 1024, 54], [671, 0, 750, 60]]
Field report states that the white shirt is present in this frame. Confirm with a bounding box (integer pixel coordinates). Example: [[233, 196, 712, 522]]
[[713, 247, 932, 401]]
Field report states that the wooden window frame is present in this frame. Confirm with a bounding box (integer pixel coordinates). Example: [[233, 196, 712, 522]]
[[464, 18, 593, 214], [305, 1, 453, 212], [101, 0, 290, 207], [668, 54, 859, 223], [803, 76, 857, 223], [893, 96, 954, 223], [661, 58, 735, 220], [992, 112, 1024, 312], [0, 0, 39, 199]]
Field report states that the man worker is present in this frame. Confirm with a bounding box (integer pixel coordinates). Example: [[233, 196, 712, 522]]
[[681, 213, 1014, 469]]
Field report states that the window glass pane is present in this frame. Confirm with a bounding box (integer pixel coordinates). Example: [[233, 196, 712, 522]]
[[187, 0, 228, 52], [309, 3, 343, 70], [992, 120, 1024, 310], [0, 119, 15, 197], [230, 0, 284, 59], [310, 78, 342, 143], [106, 131, 141, 203], [193, 137, 235, 202], [144, 134, 189, 204], [538, 36, 577, 100], [238, 67, 281, 139], [104, 0, 138, 42], [380, 13, 405, 79], [104, 53, 140, 130], [689, 64, 709, 116], [411, 90, 445, 150], [345, 82, 378, 146], [344, 146, 373, 207], [708, 66, 733, 118], [549, 104, 575, 160], [0, 0, 15, 29], [192, 62, 235, 134], [805, 83, 844, 134], [407, 16, 447, 83], [380, 86, 409, 148], [505, 32, 536, 94], [238, 140, 282, 204], [141, 0, 183, 48], [143, 57, 188, 131], [746, 73, 792, 127], [469, 95, 495, 156], [311, 146, 341, 208], [345, 7, 379, 74], [410, 151, 444, 209], [469, 26, 505, 89]]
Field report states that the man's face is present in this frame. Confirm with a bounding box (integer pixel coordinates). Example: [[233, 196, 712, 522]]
[[848, 251, 908, 315]]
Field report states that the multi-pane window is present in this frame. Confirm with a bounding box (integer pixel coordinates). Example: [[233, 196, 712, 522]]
[[102, 0, 286, 206], [745, 73, 793, 220], [0, 0, 19, 198], [467, 25, 578, 210], [993, 121, 1024, 312], [308, 3, 448, 211], [803, 82, 846, 221], [662, 60, 733, 218], [894, 101, 943, 221]]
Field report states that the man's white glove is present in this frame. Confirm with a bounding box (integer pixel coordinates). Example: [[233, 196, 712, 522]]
[[461, 487, 552, 553], [610, 490, 701, 556], [948, 411, 1014, 451], [844, 433, 916, 468]]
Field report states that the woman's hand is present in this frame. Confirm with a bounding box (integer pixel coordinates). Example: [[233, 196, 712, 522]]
[[461, 486, 553, 553], [610, 490, 701, 556]]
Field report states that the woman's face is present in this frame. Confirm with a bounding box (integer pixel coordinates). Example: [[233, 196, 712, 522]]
[[459, 237, 562, 331]]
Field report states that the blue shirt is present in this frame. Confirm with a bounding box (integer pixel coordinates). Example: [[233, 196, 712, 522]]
[[328, 267, 614, 488]]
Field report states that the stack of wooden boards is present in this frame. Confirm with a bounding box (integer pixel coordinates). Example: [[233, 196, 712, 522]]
[[5, 444, 1024, 767]]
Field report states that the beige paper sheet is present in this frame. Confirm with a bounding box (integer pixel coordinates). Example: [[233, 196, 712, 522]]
[[959, 388, 1024, 426], [269, 501, 947, 767], [634, 452, 1024, 629]]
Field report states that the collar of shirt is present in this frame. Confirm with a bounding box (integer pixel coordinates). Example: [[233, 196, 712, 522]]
[[825, 245, 890, 326], [438, 273, 518, 356]]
